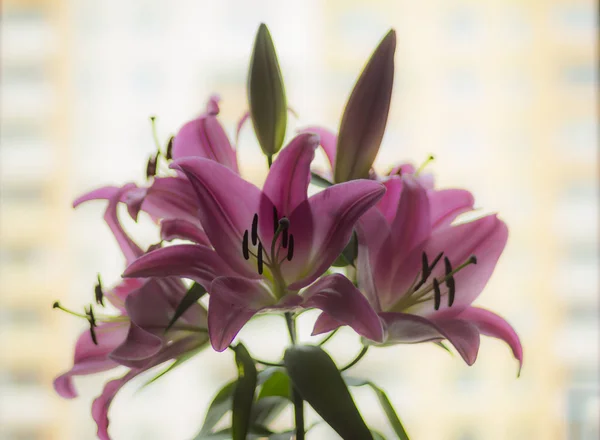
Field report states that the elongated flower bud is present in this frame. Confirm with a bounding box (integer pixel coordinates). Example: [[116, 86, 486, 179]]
[[247, 23, 288, 161], [335, 29, 396, 182]]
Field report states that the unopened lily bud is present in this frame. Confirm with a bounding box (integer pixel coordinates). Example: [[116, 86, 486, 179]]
[[335, 29, 396, 182], [247, 23, 288, 161]]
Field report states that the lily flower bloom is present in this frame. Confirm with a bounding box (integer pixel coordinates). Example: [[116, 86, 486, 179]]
[[124, 133, 386, 351], [75, 95, 240, 246], [54, 186, 209, 440], [314, 176, 523, 372]]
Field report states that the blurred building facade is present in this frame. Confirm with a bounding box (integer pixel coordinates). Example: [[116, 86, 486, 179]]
[[0, 0, 597, 439]]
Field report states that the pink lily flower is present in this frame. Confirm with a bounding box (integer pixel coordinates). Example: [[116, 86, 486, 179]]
[[124, 133, 387, 351], [314, 176, 523, 372], [54, 186, 210, 440], [76, 95, 240, 246]]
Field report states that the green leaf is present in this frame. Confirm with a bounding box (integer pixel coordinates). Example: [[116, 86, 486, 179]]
[[257, 369, 291, 400], [332, 232, 358, 267], [345, 376, 410, 440], [284, 345, 372, 439], [197, 425, 273, 440], [247, 23, 287, 159], [251, 396, 288, 426], [232, 344, 258, 440], [310, 172, 333, 188], [198, 381, 236, 436], [257, 366, 285, 385], [335, 29, 396, 182], [165, 282, 207, 332], [371, 430, 387, 440], [269, 431, 294, 440]]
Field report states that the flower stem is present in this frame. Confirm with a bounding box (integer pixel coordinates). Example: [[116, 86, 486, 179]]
[[340, 345, 369, 372], [317, 328, 339, 346], [285, 312, 305, 440]]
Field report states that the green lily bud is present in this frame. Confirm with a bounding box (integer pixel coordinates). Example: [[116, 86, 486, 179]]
[[335, 29, 396, 182], [247, 23, 288, 162]]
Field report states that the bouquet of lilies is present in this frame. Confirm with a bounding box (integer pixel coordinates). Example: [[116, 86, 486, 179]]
[[54, 25, 522, 440]]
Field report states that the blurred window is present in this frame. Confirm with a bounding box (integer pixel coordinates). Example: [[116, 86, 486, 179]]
[[558, 119, 598, 156], [0, 307, 43, 326], [0, 121, 45, 147], [553, 2, 597, 40], [561, 63, 597, 87], [0, 184, 46, 204], [0, 246, 48, 267], [0, 369, 42, 387]]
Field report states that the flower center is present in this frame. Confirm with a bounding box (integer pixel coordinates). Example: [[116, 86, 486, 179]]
[[241, 208, 295, 294], [391, 252, 478, 312]]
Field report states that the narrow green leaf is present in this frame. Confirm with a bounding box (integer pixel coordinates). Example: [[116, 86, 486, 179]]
[[247, 23, 288, 158], [310, 172, 333, 188], [345, 376, 410, 440], [335, 29, 396, 182], [232, 344, 258, 440], [257, 369, 291, 400], [197, 425, 273, 440], [198, 381, 236, 436], [165, 283, 207, 332], [371, 430, 387, 440], [251, 396, 288, 426], [284, 345, 372, 439], [332, 232, 358, 267], [257, 366, 286, 385]]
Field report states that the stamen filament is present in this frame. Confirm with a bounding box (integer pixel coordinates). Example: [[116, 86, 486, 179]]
[[415, 155, 434, 176], [53, 302, 88, 319]]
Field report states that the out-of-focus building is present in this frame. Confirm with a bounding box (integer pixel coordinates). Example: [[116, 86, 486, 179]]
[[0, 0, 597, 439], [0, 0, 73, 439]]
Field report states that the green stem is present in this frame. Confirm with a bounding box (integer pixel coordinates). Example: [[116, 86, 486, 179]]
[[317, 328, 339, 346], [267, 155, 273, 168], [340, 345, 369, 372], [285, 313, 305, 440]]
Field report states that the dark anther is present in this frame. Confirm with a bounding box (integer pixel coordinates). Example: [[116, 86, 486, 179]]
[[251, 214, 259, 246], [443, 256, 455, 307], [429, 252, 444, 272], [85, 305, 98, 345], [287, 235, 294, 261], [95, 274, 104, 306], [52, 301, 60, 309], [146, 153, 158, 179], [420, 252, 430, 283], [257, 242, 264, 274], [242, 230, 250, 260], [433, 279, 441, 311], [282, 229, 289, 248], [469, 255, 478, 265], [278, 217, 290, 229], [166, 136, 174, 160], [273, 206, 279, 233], [444, 257, 452, 275]]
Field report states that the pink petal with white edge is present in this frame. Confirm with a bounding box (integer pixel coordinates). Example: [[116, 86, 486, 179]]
[[123, 244, 235, 289], [172, 157, 263, 278], [457, 307, 523, 373], [303, 274, 383, 342], [428, 188, 475, 231], [380, 312, 480, 365], [160, 218, 210, 245], [208, 277, 276, 351], [53, 322, 128, 398], [109, 323, 163, 368], [287, 179, 386, 290], [262, 133, 318, 216], [298, 126, 337, 171]]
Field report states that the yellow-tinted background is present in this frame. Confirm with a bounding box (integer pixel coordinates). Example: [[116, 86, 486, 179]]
[[1, 0, 598, 439]]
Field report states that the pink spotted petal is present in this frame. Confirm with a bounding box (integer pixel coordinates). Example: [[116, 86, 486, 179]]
[[302, 274, 383, 342], [298, 126, 337, 170], [160, 219, 210, 245], [123, 244, 235, 289], [287, 179, 386, 290], [53, 322, 129, 399], [458, 307, 523, 373], [429, 189, 475, 231], [262, 133, 318, 216], [172, 157, 263, 278], [208, 277, 275, 351]]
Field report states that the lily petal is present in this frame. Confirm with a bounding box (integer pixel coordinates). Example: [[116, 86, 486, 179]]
[[298, 126, 337, 170], [263, 133, 318, 216], [390, 176, 431, 266], [172, 157, 263, 278], [458, 307, 523, 372], [123, 244, 234, 289], [104, 278, 145, 312], [92, 370, 138, 440], [380, 312, 480, 365], [172, 99, 238, 172], [160, 219, 210, 246], [208, 277, 275, 351], [429, 189, 475, 230], [73, 185, 122, 208], [287, 179, 386, 290], [302, 274, 383, 342], [109, 323, 163, 368], [53, 322, 128, 398], [376, 176, 403, 224]]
